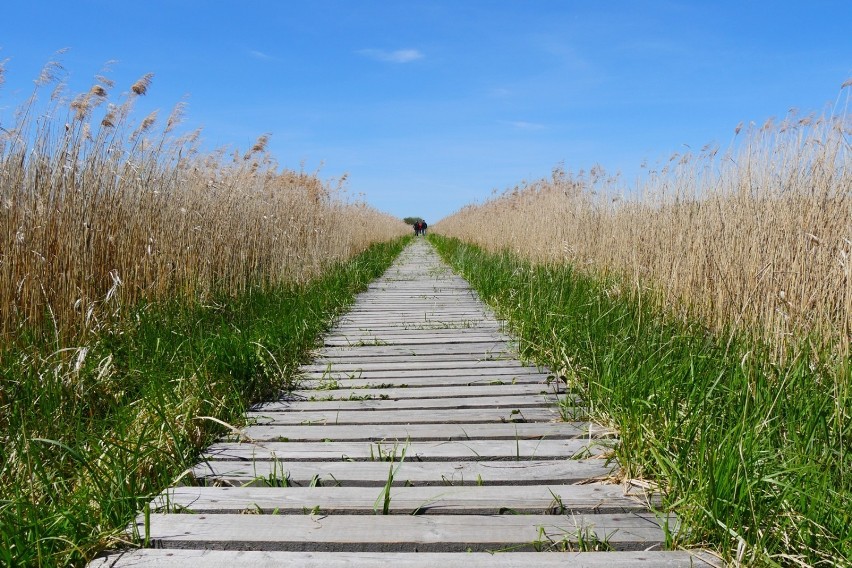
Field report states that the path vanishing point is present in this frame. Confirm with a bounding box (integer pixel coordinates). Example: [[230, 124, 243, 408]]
[[91, 239, 718, 567]]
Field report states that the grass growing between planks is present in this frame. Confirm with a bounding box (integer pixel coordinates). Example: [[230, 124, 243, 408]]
[[430, 235, 850, 567], [0, 236, 408, 567]]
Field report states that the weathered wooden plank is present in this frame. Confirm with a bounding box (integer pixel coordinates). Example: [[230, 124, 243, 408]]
[[330, 322, 503, 330], [323, 335, 510, 346], [300, 360, 541, 372], [192, 458, 617, 486], [344, 305, 488, 310], [89, 550, 720, 568], [318, 340, 512, 351], [314, 343, 514, 357], [245, 407, 563, 425], [299, 367, 551, 380], [343, 308, 488, 312], [285, 383, 564, 400], [310, 354, 519, 366], [299, 373, 555, 390], [201, 439, 600, 462], [327, 325, 505, 335], [238, 421, 608, 442], [202, 440, 612, 463], [339, 313, 493, 320], [252, 394, 558, 412], [338, 321, 497, 329], [133, 513, 676, 551], [322, 338, 509, 347], [329, 321, 500, 329], [153, 484, 653, 514]]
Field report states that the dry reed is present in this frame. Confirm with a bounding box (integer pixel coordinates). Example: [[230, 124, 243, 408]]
[[436, 94, 852, 355], [0, 63, 408, 343]]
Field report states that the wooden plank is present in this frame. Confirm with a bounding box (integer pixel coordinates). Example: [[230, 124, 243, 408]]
[[202, 441, 612, 463], [286, 383, 564, 400], [193, 459, 616, 486], [344, 305, 489, 310], [338, 320, 497, 328], [245, 407, 563, 425], [314, 343, 514, 357], [90, 550, 720, 568], [133, 513, 676, 551], [326, 326, 505, 336], [330, 324, 501, 332], [323, 336, 508, 344], [336, 308, 490, 313], [153, 484, 653, 514], [340, 308, 496, 316], [311, 354, 519, 365], [201, 439, 600, 462], [238, 421, 609, 442], [298, 377, 554, 390], [299, 367, 551, 379], [300, 360, 541, 372], [319, 340, 513, 350], [330, 322, 503, 330], [253, 394, 558, 412], [192, 458, 619, 487], [323, 335, 510, 346]]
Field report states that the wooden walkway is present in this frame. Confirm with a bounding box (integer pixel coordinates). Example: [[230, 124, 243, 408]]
[[91, 240, 716, 567]]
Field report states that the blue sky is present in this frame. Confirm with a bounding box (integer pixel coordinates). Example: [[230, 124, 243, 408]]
[[1, 1, 850, 222]]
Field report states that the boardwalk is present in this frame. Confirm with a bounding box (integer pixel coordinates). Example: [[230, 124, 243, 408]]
[[91, 240, 716, 566]]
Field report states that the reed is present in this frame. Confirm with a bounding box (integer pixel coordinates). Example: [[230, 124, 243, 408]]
[[432, 85, 852, 566], [0, 59, 408, 345], [0, 59, 409, 566], [435, 90, 852, 357]]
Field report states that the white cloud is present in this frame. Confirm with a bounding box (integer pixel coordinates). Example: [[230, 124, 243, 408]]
[[507, 121, 547, 131], [358, 48, 424, 63], [489, 87, 512, 97], [249, 50, 273, 61]]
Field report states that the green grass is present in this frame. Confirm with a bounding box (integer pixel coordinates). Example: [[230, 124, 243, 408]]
[[0, 236, 409, 567], [430, 234, 850, 567]]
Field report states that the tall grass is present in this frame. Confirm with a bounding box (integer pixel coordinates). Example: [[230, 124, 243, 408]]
[[1, 57, 408, 344], [0, 237, 408, 566], [431, 235, 850, 567], [433, 86, 851, 566], [0, 58, 409, 566], [435, 91, 852, 357]]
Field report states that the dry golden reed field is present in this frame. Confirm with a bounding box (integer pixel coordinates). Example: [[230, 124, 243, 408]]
[[0, 63, 409, 342], [436, 93, 852, 355]]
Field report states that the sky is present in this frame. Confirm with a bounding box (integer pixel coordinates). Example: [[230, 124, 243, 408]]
[[1, 1, 850, 222]]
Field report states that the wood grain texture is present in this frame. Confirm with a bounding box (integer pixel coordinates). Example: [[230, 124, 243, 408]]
[[91, 550, 720, 568]]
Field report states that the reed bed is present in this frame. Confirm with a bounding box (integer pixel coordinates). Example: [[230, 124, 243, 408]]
[[433, 88, 851, 565], [0, 60, 409, 566], [1, 60, 408, 344], [435, 96, 852, 356]]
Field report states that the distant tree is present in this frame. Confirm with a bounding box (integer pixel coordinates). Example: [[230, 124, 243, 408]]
[[403, 216, 424, 225]]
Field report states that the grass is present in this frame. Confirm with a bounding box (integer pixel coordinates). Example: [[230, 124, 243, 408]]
[[430, 234, 850, 567], [0, 236, 408, 567]]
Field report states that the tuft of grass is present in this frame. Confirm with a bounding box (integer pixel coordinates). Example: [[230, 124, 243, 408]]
[[431, 235, 850, 567]]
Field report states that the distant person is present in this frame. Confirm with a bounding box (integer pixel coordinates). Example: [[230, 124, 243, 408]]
[[414, 220, 422, 236], [420, 220, 427, 235]]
